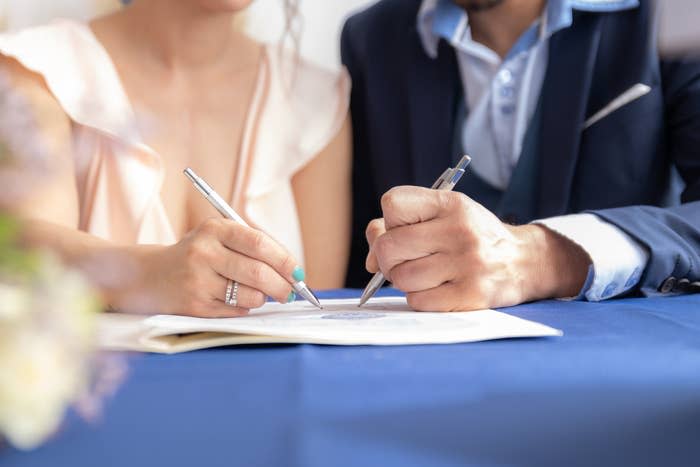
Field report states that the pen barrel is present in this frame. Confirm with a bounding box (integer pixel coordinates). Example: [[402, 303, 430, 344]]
[[366, 272, 386, 292], [359, 272, 386, 306], [207, 192, 249, 226], [293, 281, 322, 309]]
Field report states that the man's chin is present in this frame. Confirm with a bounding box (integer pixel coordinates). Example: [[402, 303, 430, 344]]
[[452, 0, 506, 12]]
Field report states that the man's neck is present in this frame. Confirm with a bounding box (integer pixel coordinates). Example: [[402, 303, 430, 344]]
[[464, 0, 547, 59]]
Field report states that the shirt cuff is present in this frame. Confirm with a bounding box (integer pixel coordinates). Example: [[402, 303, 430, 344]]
[[533, 213, 650, 301]]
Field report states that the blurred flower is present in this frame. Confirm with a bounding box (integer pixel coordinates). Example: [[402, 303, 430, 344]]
[[0, 71, 54, 207], [0, 69, 125, 450], [0, 250, 107, 450]]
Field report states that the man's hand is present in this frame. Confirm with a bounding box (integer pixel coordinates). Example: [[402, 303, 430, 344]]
[[365, 186, 592, 311]]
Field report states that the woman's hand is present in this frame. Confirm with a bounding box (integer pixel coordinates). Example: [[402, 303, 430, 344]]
[[126, 218, 302, 317]]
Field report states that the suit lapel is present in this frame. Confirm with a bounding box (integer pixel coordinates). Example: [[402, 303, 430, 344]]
[[404, 33, 460, 188], [536, 13, 603, 217]]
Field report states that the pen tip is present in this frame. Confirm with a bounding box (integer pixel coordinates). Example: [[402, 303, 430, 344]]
[[306, 289, 323, 310]]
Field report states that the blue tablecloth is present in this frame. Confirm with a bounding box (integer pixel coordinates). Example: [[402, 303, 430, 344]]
[[4, 289, 700, 467]]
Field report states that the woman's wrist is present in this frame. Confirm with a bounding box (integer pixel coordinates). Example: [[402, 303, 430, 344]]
[[18, 218, 169, 312], [90, 244, 167, 313]]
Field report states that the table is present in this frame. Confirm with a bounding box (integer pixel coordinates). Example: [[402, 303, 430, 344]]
[[4, 290, 700, 467]]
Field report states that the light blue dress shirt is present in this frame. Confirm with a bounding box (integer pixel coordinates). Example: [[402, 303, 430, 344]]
[[417, 0, 649, 301]]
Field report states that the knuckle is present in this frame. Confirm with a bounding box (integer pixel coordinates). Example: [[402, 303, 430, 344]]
[[249, 230, 267, 256], [365, 219, 382, 240], [200, 217, 221, 235], [456, 221, 471, 238], [185, 238, 208, 263], [249, 262, 267, 284], [449, 200, 473, 235], [222, 254, 238, 278], [450, 221, 471, 242], [279, 254, 296, 277], [365, 253, 377, 272], [365, 224, 373, 241], [471, 249, 490, 269], [390, 266, 409, 290], [439, 190, 466, 213], [380, 188, 401, 213]]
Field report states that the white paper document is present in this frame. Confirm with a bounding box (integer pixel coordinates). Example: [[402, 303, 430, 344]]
[[98, 297, 562, 354]]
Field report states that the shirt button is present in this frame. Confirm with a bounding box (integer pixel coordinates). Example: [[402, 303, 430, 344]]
[[501, 104, 516, 115], [658, 277, 677, 294], [500, 86, 515, 98], [498, 68, 513, 84]]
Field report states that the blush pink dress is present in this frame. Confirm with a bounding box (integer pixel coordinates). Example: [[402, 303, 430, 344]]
[[0, 19, 349, 265]]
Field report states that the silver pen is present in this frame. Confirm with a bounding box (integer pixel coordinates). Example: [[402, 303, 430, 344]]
[[184, 167, 323, 309], [358, 155, 472, 307]]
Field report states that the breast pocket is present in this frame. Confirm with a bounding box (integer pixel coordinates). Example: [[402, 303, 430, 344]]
[[575, 83, 666, 208]]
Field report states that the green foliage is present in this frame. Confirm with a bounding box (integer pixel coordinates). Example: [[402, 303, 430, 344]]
[[0, 213, 40, 277]]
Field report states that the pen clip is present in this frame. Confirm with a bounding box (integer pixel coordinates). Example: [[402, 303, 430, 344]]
[[192, 181, 209, 198], [431, 169, 452, 190], [444, 155, 471, 188], [184, 167, 212, 197]]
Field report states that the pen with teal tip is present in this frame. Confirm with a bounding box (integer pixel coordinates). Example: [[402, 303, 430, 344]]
[[183, 167, 323, 310], [358, 155, 472, 307]]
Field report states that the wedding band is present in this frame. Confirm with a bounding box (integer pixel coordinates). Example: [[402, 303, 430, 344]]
[[225, 279, 234, 305], [225, 280, 239, 307], [230, 281, 239, 308]]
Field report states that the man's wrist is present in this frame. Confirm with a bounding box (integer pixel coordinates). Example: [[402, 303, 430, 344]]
[[515, 224, 592, 300], [534, 213, 650, 301]]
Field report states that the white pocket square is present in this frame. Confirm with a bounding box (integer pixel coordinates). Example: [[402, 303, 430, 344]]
[[583, 83, 652, 130]]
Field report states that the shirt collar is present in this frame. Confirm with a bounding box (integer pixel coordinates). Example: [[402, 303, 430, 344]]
[[417, 0, 640, 59]]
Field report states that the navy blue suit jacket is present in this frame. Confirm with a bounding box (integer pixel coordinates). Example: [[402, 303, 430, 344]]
[[341, 0, 700, 297]]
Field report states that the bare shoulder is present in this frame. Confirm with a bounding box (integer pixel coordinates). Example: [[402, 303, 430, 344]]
[[266, 43, 350, 112], [0, 55, 70, 140]]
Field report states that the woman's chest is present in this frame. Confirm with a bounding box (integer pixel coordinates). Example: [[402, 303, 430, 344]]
[[153, 116, 241, 237], [132, 77, 260, 238]]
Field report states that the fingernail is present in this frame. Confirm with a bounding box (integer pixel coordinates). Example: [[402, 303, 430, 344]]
[[292, 266, 305, 282], [287, 291, 296, 303]]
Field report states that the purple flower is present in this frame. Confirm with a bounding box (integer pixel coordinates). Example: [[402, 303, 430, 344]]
[[0, 71, 54, 206]]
